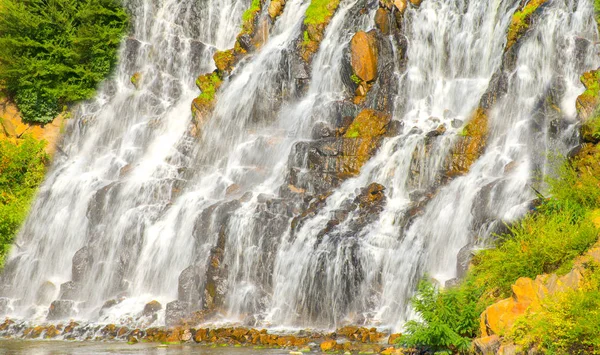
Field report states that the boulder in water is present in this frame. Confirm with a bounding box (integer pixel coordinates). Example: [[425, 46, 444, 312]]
[[47, 299, 75, 320], [165, 300, 190, 326]]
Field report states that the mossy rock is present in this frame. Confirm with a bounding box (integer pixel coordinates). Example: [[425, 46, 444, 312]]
[[214, 50, 236, 73], [576, 69, 600, 121], [447, 107, 488, 176], [505, 0, 548, 51], [344, 109, 391, 138]]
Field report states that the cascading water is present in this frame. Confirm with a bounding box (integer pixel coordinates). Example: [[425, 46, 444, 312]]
[[0, 0, 598, 335]]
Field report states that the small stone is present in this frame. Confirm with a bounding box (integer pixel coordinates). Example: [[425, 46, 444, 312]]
[[320, 339, 337, 352]]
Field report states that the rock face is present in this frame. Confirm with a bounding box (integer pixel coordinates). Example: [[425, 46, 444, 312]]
[[446, 108, 488, 176], [350, 32, 378, 83], [288, 109, 391, 195]]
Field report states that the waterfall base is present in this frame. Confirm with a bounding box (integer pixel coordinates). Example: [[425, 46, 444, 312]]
[[0, 319, 405, 354]]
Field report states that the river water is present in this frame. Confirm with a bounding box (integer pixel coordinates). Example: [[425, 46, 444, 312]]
[[0, 340, 287, 355]]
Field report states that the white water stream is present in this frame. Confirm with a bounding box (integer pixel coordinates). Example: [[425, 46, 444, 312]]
[[0, 0, 598, 333]]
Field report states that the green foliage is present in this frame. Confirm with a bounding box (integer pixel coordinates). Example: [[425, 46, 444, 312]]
[[510, 265, 600, 354], [304, 0, 340, 25], [241, 0, 261, 34], [400, 156, 600, 351], [0, 136, 48, 267], [399, 279, 482, 353], [0, 0, 129, 123], [350, 74, 361, 85]]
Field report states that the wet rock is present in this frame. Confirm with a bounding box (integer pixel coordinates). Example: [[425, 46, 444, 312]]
[[225, 184, 241, 197], [388, 333, 402, 344], [268, 0, 285, 19], [35, 281, 57, 305], [384, 120, 403, 137], [374, 8, 390, 35], [320, 339, 337, 352], [451, 119, 463, 128], [130, 72, 142, 89], [59, 281, 79, 300], [143, 300, 162, 316], [237, 34, 253, 52], [165, 300, 191, 326], [178, 265, 202, 304], [426, 124, 447, 138], [72, 246, 93, 283], [456, 243, 474, 279], [311, 122, 334, 139], [350, 31, 378, 82], [446, 108, 488, 176], [47, 300, 75, 320]]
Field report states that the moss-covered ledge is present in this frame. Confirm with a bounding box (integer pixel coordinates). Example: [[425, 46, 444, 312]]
[[505, 0, 548, 51], [300, 0, 342, 62]]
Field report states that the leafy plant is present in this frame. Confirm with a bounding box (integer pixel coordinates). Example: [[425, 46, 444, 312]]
[[399, 279, 482, 353], [0, 0, 129, 123], [0, 136, 48, 266], [350, 74, 361, 85]]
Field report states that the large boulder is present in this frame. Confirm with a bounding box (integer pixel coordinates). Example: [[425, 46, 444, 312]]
[[47, 300, 75, 320], [288, 109, 391, 194], [350, 32, 378, 82]]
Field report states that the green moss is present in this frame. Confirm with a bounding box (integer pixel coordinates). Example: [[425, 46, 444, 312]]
[[196, 72, 222, 103], [350, 73, 361, 85], [304, 0, 340, 25], [506, 0, 547, 50], [241, 0, 261, 35]]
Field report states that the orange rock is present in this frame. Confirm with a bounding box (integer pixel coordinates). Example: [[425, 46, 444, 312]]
[[374, 8, 390, 34], [320, 339, 337, 352], [388, 333, 402, 344], [350, 31, 378, 82]]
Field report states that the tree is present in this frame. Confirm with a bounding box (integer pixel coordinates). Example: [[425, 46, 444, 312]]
[[0, 0, 129, 123]]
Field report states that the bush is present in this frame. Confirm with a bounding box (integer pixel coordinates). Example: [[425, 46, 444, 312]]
[[400, 156, 600, 352], [399, 279, 483, 353], [0, 0, 129, 123], [510, 265, 600, 354], [0, 136, 48, 266]]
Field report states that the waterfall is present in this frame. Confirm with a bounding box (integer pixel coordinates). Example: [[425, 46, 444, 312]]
[[0, 0, 598, 333]]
